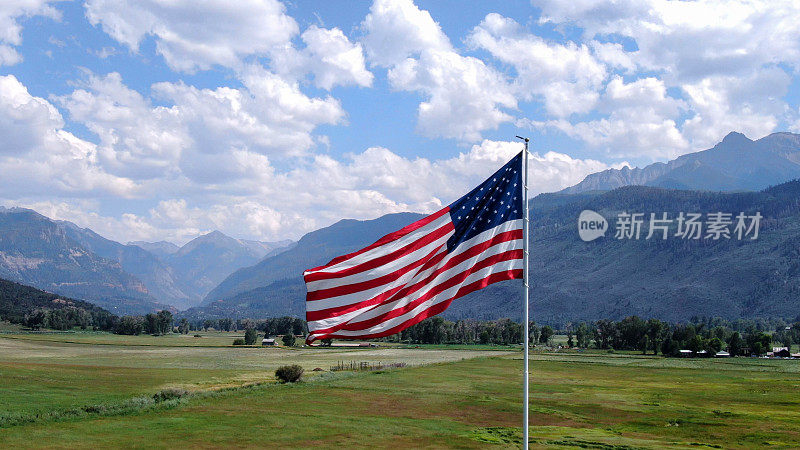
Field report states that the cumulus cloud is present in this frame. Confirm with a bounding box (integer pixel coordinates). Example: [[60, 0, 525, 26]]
[[468, 13, 607, 117], [55, 72, 187, 179], [85, 0, 298, 72], [537, 0, 800, 80], [0, 75, 136, 198], [523, 76, 689, 159], [56, 70, 344, 183], [85, 0, 373, 90], [0, 1, 60, 66], [271, 25, 374, 90], [534, 0, 800, 153], [5, 135, 614, 244], [361, 0, 451, 67], [362, 0, 516, 141]]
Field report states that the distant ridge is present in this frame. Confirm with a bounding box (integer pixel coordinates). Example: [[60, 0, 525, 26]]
[[186, 178, 800, 325], [562, 132, 800, 194], [0, 208, 169, 315]]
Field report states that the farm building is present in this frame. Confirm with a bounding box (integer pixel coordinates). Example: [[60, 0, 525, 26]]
[[772, 347, 790, 358], [262, 338, 276, 346], [715, 351, 730, 357]]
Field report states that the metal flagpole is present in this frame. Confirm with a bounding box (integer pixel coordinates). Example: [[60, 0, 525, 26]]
[[516, 135, 530, 449]]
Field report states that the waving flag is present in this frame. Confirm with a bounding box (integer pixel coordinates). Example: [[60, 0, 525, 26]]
[[303, 152, 524, 344]]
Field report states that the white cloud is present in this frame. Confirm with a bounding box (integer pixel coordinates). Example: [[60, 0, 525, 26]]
[[387, 50, 517, 141], [5, 136, 614, 244], [85, 0, 298, 72], [0, 74, 64, 155], [0, 75, 137, 198], [361, 0, 451, 67], [680, 68, 790, 149], [537, 0, 800, 80], [56, 72, 187, 180], [0, 0, 60, 66], [525, 0, 800, 156], [524, 76, 689, 159], [468, 13, 607, 117], [362, 0, 516, 141], [271, 26, 373, 90], [56, 70, 344, 183]]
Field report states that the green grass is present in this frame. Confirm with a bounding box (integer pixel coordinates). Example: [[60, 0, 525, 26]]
[[2, 333, 800, 448], [0, 330, 247, 347]]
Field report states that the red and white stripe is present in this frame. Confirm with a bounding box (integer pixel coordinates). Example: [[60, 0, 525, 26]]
[[303, 206, 523, 343]]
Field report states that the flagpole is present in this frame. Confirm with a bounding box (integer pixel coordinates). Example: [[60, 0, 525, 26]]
[[516, 135, 530, 449]]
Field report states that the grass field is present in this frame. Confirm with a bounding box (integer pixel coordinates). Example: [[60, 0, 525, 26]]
[[2, 333, 800, 448]]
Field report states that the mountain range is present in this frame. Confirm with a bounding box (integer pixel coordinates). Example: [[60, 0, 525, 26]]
[[0, 207, 292, 314], [184, 179, 800, 325], [4, 131, 800, 324], [562, 132, 800, 193], [183, 131, 800, 324]]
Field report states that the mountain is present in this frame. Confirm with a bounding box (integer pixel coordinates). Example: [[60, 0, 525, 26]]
[[0, 207, 167, 315], [562, 132, 800, 194], [59, 223, 192, 309], [128, 241, 179, 259], [191, 213, 425, 317], [159, 231, 292, 305], [185, 179, 800, 325]]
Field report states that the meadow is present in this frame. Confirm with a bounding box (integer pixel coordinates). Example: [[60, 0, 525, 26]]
[[1, 332, 799, 448]]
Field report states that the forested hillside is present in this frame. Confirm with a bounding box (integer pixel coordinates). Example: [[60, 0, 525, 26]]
[[0, 278, 115, 330]]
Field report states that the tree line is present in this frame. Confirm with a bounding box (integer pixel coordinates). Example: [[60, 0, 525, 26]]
[[564, 316, 799, 356]]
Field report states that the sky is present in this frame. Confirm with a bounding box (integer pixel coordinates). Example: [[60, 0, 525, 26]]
[[1, 0, 799, 245]]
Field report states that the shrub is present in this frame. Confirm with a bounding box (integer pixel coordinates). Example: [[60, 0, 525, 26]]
[[152, 388, 188, 403], [275, 364, 304, 383], [233, 338, 245, 345], [282, 333, 296, 347]]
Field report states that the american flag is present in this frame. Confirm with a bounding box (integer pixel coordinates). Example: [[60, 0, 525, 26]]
[[303, 152, 525, 344]]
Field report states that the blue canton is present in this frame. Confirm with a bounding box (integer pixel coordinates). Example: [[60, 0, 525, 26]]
[[447, 152, 523, 251]]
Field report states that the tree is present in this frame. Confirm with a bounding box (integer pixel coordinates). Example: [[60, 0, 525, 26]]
[[575, 322, 590, 348], [115, 316, 144, 335], [178, 318, 189, 334], [539, 326, 553, 345], [282, 333, 296, 347], [639, 335, 649, 355], [157, 310, 173, 335], [567, 330, 574, 348], [529, 323, 540, 345], [143, 313, 158, 334], [244, 328, 258, 345], [728, 332, 743, 356], [746, 332, 771, 356]]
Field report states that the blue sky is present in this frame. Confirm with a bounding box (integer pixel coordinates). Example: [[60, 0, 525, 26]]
[[1, 0, 799, 244]]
